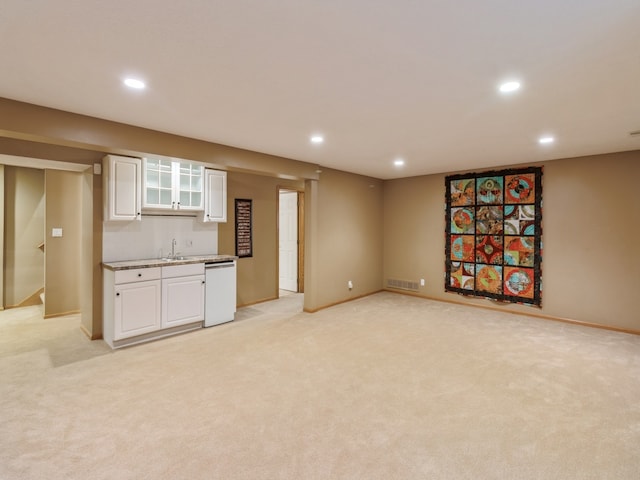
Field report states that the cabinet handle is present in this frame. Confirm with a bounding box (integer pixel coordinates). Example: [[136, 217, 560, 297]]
[[202, 280, 205, 284], [138, 273, 142, 277], [116, 292, 120, 296]]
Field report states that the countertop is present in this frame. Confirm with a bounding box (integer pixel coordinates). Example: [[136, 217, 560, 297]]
[[102, 254, 238, 271]]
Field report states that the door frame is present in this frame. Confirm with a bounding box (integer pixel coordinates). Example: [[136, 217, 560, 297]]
[[0, 155, 93, 328], [277, 187, 305, 294]]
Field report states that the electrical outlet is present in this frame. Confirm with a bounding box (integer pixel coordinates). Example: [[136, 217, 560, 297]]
[[348, 280, 353, 289], [420, 278, 425, 287]]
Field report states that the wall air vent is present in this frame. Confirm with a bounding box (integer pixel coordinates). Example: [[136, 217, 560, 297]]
[[387, 278, 419, 291]]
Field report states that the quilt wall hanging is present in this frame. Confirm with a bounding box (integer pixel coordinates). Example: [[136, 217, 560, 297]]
[[444, 166, 543, 306]]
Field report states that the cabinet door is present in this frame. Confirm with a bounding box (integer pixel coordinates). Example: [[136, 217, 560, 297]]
[[143, 159, 204, 211], [143, 158, 174, 209], [203, 169, 227, 222], [176, 161, 204, 211], [104, 155, 142, 221], [162, 275, 205, 328], [114, 280, 161, 340]]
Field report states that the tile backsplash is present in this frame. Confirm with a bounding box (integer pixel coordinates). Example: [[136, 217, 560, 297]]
[[103, 215, 218, 262]]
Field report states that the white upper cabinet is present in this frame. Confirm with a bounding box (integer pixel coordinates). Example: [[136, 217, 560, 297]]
[[203, 169, 227, 222], [143, 158, 204, 211], [103, 155, 142, 222], [143, 157, 173, 209]]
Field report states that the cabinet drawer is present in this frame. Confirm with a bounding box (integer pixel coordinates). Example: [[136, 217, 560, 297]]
[[162, 263, 204, 278], [115, 267, 161, 284]]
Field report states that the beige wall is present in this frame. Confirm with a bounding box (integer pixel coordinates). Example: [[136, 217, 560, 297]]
[[44, 169, 82, 317], [218, 171, 304, 306], [1, 98, 638, 336], [0, 98, 319, 181], [0, 165, 4, 308], [3, 166, 45, 307], [383, 150, 640, 332], [81, 169, 99, 337], [304, 168, 384, 311], [215, 167, 384, 312]]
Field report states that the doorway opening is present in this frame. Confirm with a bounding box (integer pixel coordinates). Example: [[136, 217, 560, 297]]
[[278, 188, 304, 298], [1, 165, 45, 311], [0, 155, 93, 335]]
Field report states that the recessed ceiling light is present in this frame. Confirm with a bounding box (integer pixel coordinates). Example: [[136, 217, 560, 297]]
[[394, 159, 405, 167], [499, 81, 521, 93], [124, 78, 146, 89], [310, 135, 324, 144], [538, 136, 555, 144]]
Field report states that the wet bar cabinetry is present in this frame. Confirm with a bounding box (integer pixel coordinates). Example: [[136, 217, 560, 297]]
[[103, 263, 205, 348], [103, 155, 227, 221]]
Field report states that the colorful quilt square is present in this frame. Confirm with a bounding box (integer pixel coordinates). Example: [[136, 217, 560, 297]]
[[503, 267, 535, 298], [475, 235, 503, 264], [450, 262, 475, 290], [476, 206, 503, 234], [477, 176, 503, 204], [451, 207, 475, 234], [476, 264, 503, 294], [450, 178, 475, 206], [504, 205, 536, 235], [450, 235, 475, 261], [504, 236, 535, 267], [505, 174, 536, 204]]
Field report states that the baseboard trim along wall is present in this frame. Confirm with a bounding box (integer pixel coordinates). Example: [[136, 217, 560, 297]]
[[237, 295, 279, 309], [385, 288, 640, 336], [80, 324, 103, 341], [43, 309, 81, 320], [303, 290, 384, 314]]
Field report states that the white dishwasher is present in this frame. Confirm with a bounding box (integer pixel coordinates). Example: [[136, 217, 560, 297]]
[[204, 260, 237, 327]]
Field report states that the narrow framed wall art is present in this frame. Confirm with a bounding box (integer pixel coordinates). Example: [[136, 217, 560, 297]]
[[444, 166, 543, 306], [235, 198, 253, 258]]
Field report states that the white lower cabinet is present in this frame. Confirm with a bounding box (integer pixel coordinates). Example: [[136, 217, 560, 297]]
[[116, 279, 162, 339], [104, 263, 205, 348], [162, 263, 205, 328]]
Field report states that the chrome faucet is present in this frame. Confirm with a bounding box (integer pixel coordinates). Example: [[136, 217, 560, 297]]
[[171, 238, 177, 259]]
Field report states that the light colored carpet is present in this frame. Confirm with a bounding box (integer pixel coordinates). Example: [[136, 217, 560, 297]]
[[1, 292, 639, 479]]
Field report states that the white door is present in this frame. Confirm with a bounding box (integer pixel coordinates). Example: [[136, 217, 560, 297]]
[[279, 191, 298, 292]]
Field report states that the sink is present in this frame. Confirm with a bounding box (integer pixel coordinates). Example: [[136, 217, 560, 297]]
[[161, 256, 187, 262]]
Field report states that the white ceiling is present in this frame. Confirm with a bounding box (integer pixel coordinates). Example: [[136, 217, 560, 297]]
[[1, 0, 639, 179]]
